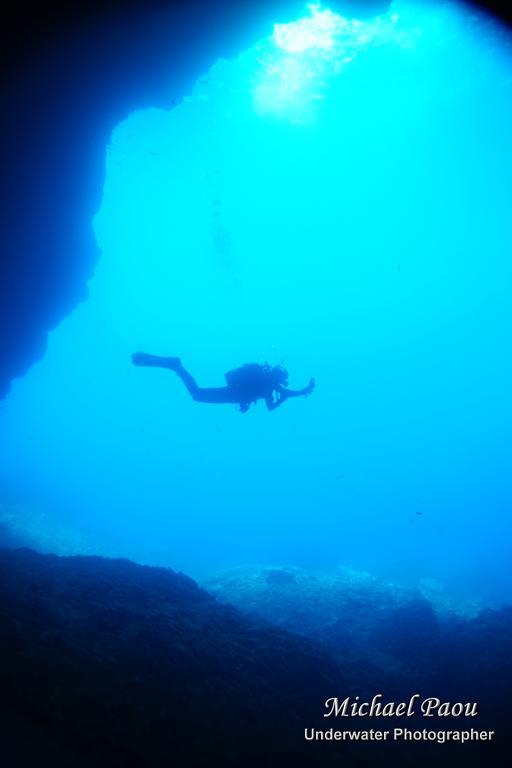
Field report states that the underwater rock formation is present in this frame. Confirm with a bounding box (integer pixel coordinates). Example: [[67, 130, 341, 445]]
[[1, 0, 391, 400], [203, 564, 512, 751], [203, 564, 480, 671], [0, 547, 357, 767], [0, 548, 510, 766], [0, 0, 282, 397], [0, 504, 94, 555]]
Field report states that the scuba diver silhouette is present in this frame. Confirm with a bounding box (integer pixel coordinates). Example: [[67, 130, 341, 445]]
[[132, 353, 315, 413]]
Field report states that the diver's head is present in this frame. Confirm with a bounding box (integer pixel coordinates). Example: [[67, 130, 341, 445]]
[[271, 365, 289, 386]]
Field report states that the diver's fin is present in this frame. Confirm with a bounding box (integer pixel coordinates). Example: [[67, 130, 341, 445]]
[[132, 353, 181, 369]]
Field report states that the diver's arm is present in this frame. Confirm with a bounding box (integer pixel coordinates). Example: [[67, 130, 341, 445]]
[[265, 391, 288, 410], [276, 378, 315, 398], [265, 379, 315, 410]]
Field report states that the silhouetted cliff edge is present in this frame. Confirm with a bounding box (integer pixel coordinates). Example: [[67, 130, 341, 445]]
[[0, 548, 348, 766]]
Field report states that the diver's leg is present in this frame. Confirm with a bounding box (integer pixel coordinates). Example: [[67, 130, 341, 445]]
[[172, 362, 202, 398], [132, 353, 236, 404], [188, 386, 238, 404], [174, 368, 235, 404]]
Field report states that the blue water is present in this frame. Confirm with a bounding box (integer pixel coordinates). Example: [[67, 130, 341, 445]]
[[1, 1, 511, 606]]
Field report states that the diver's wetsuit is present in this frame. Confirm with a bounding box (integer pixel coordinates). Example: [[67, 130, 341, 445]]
[[132, 353, 314, 412]]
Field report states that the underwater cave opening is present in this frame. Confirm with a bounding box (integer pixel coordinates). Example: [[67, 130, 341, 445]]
[[0, 1, 511, 608]]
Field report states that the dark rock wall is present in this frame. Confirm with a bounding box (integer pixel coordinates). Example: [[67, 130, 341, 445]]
[[0, 0, 385, 400], [0, 548, 357, 766], [0, 548, 510, 766]]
